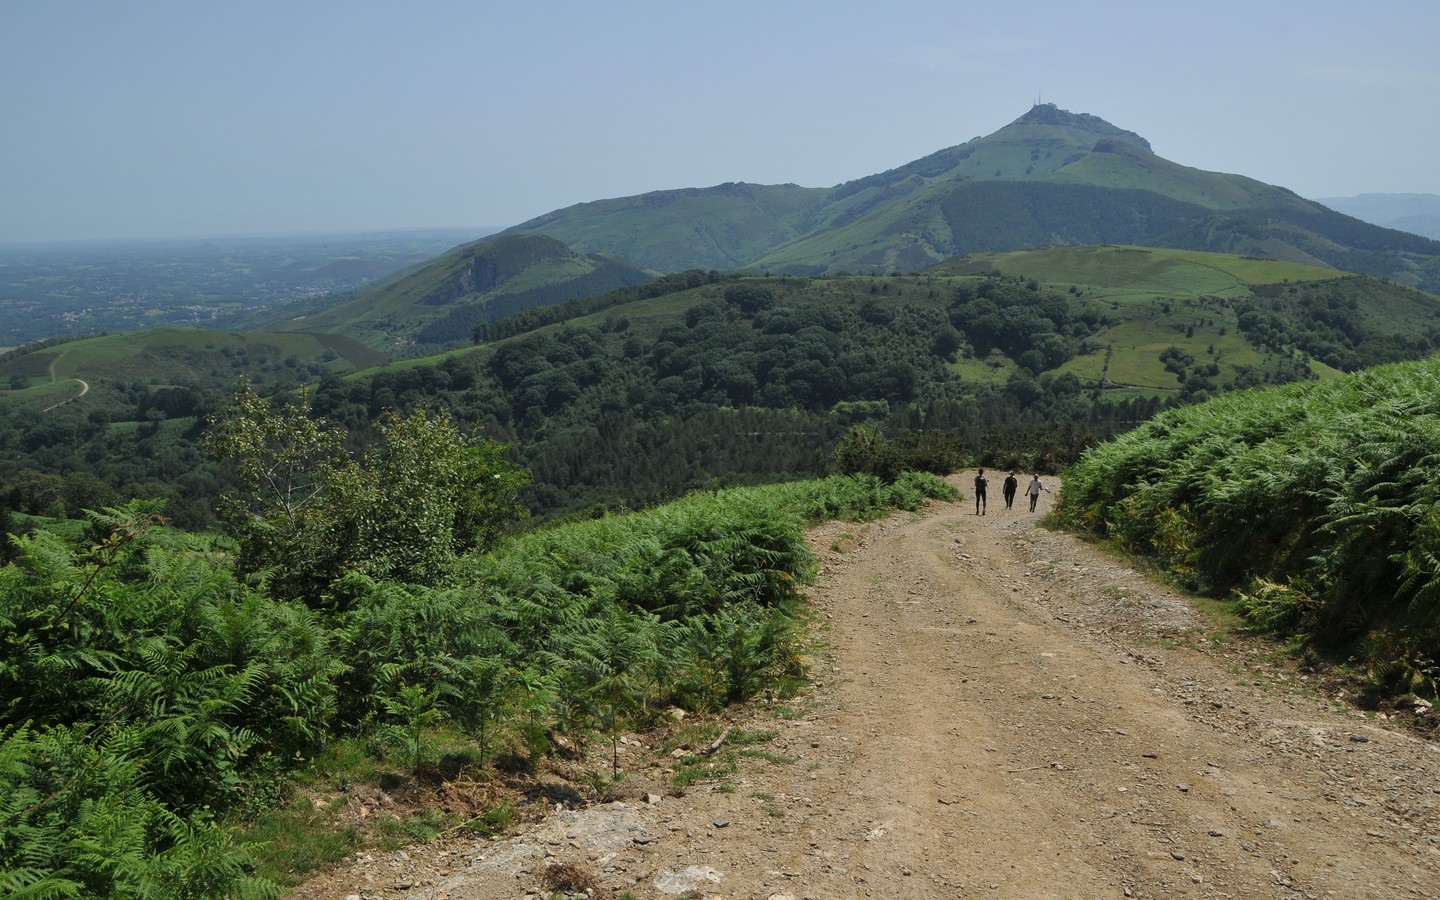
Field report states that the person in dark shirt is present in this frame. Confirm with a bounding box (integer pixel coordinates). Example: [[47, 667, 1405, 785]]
[[1002, 472, 1018, 509], [974, 469, 988, 516]]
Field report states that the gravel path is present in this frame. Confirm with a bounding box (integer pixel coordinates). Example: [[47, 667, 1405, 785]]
[[293, 478, 1440, 899]]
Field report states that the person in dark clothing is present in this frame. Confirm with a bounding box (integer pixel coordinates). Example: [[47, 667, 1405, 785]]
[[1002, 472, 1018, 509], [974, 469, 988, 515]]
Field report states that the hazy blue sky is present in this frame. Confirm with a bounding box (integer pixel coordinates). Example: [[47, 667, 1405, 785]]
[[4, 0, 1438, 243]]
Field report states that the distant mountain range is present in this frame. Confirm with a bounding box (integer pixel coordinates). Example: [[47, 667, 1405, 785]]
[[1315, 193, 1440, 241]]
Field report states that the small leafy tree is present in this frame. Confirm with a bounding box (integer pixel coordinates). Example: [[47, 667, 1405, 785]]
[[350, 407, 530, 584], [832, 424, 904, 482], [204, 380, 354, 601], [206, 381, 529, 603]]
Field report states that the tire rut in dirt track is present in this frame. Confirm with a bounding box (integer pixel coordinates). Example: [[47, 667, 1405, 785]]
[[299, 477, 1440, 899]]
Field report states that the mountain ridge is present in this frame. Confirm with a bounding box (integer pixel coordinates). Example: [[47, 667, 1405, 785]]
[[493, 104, 1440, 291], [270, 233, 655, 350]]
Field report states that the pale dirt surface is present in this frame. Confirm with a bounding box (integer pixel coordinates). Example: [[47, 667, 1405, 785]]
[[292, 477, 1440, 899]]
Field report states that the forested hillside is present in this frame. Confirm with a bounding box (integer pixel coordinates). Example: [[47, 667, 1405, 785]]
[[4, 248, 1440, 528]]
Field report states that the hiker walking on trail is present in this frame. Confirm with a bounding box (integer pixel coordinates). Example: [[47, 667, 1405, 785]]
[[1026, 474, 1050, 512], [974, 469, 988, 516], [1002, 472, 1018, 510]]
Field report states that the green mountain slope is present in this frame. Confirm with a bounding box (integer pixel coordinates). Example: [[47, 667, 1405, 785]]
[[0, 327, 384, 416], [508, 182, 830, 273], [271, 233, 655, 351], [496, 105, 1440, 293]]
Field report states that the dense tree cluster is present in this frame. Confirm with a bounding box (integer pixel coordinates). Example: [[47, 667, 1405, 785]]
[[17, 270, 1417, 533], [947, 276, 1107, 372], [1237, 277, 1440, 371], [0, 274, 1158, 532]]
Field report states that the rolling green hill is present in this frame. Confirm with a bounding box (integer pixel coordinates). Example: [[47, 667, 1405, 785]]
[[509, 181, 830, 273], [933, 245, 1335, 290], [3, 247, 1437, 530], [269, 233, 655, 351], [931, 245, 1440, 393], [493, 105, 1440, 293], [294, 246, 1440, 514], [0, 327, 385, 415]]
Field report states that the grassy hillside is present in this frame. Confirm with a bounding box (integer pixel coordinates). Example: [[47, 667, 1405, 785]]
[[934, 245, 1336, 289], [509, 182, 830, 273], [0, 327, 385, 416], [928, 245, 1440, 394], [272, 233, 655, 352], [1040, 136, 1298, 209]]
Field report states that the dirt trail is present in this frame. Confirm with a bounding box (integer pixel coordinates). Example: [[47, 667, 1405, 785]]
[[297, 478, 1440, 899]]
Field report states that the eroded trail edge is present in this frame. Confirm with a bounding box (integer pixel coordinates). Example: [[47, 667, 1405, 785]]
[[301, 478, 1440, 900]]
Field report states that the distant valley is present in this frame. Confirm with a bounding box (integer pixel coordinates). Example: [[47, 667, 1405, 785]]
[[0, 228, 492, 347]]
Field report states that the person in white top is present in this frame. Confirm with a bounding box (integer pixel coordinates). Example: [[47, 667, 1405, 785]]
[[1026, 474, 1050, 512]]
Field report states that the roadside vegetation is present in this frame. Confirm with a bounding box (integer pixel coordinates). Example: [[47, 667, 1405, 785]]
[[0, 382, 957, 896], [1057, 354, 1440, 701]]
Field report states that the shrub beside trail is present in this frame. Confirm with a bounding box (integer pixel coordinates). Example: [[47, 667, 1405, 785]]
[[1057, 356, 1440, 697], [0, 472, 956, 895]]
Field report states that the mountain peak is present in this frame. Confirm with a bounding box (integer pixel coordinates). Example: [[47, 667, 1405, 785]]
[[1008, 104, 1152, 153]]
